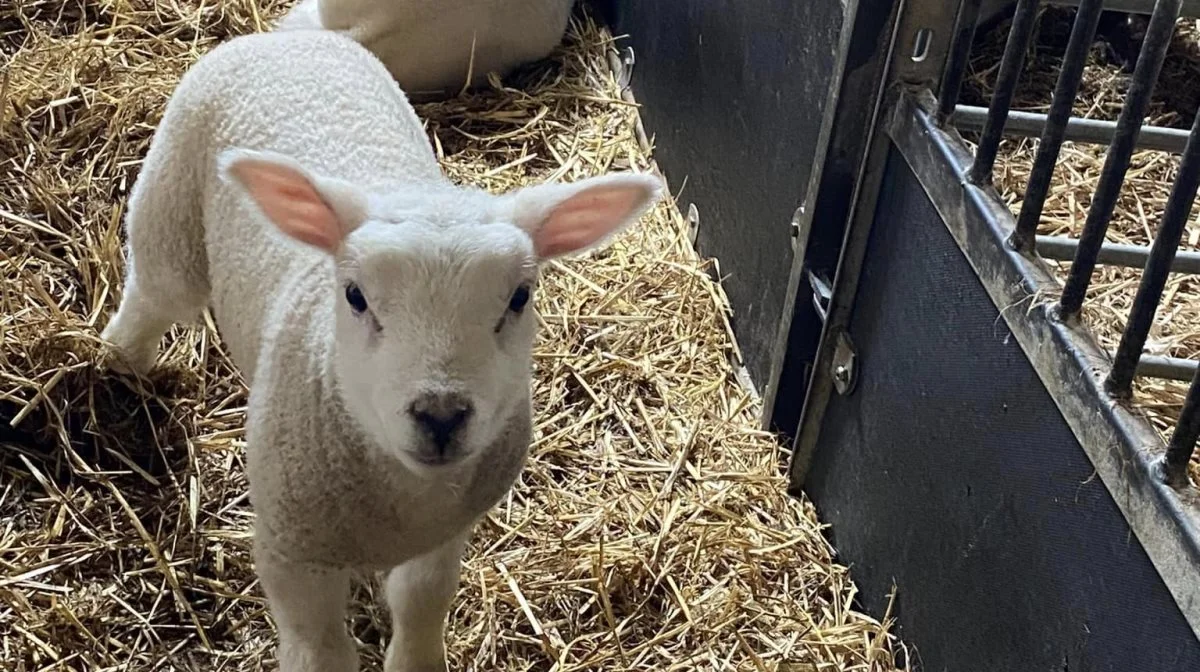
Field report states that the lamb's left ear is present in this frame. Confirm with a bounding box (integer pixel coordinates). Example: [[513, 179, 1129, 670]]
[[501, 173, 663, 260]]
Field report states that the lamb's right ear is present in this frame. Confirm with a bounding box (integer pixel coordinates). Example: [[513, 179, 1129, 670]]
[[218, 148, 368, 253]]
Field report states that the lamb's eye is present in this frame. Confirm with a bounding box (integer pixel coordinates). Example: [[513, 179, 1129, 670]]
[[345, 283, 368, 313], [508, 285, 531, 314]]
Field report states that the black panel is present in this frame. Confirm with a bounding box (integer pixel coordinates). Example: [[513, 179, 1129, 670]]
[[806, 148, 1200, 671], [604, 0, 845, 386]]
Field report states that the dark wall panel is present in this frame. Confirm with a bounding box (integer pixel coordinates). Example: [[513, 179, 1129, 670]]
[[603, 0, 845, 386], [805, 148, 1200, 671]]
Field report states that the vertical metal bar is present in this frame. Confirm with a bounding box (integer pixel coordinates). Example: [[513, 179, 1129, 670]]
[[969, 0, 1041, 184], [1057, 0, 1185, 315], [1164, 365, 1200, 487], [1009, 0, 1105, 251], [1106, 111, 1200, 398], [936, 0, 986, 124]]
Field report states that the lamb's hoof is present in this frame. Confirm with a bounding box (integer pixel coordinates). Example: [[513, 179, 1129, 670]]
[[383, 645, 447, 672], [99, 329, 157, 378], [105, 348, 157, 378]]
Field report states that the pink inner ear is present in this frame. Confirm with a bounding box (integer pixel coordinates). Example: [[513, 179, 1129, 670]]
[[533, 186, 643, 258], [230, 160, 344, 252]]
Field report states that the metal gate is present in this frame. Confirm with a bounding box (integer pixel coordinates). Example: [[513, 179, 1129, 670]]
[[610, 0, 1200, 668], [792, 0, 1200, 669]]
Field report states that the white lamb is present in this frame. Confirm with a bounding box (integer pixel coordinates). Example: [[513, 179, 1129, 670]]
[[100, 28, 661, 672], [274, 0, 577, 99]]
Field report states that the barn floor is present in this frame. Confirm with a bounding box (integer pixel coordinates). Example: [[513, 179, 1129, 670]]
[[963, 9, 1200, 485], [0, 2, 904, 670]]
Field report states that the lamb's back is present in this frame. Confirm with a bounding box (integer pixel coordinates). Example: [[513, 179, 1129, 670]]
[[191, 29, 440, 187]]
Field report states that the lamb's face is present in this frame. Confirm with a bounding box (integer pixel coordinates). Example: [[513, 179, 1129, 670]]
[[217, 148, 659, 476], [332, 217, 538, 476]]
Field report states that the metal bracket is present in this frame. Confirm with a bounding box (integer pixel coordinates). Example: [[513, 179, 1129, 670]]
[[617, 46, 635, 91], [686, 203, 700, 247], [894, 0, 959, 89], [831, 329, 858, 396]]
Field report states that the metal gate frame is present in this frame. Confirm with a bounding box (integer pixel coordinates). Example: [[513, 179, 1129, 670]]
[[760, 0, 903, 435], [786, 0, 1200, 643]]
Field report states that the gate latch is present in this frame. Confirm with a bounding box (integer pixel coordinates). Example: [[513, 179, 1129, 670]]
[[830, 330, 858, 396]]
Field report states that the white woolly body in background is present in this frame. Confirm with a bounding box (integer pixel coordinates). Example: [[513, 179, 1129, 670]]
[[275, 0, 576, 97]]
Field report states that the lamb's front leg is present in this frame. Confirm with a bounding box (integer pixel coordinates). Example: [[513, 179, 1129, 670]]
[[384, 533, 469, 672], [256, 552, 357, 672]]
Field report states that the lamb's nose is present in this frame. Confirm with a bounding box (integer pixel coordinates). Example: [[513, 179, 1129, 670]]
[[408, 392, 473, 453]]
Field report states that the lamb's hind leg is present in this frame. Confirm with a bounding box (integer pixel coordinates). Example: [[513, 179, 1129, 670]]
[[384, 533, 469, 672], [101, 136, 209, 376]]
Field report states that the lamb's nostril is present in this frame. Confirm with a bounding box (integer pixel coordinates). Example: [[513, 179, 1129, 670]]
[[414, 408, 469, 439], [408, 392, 473, 452]]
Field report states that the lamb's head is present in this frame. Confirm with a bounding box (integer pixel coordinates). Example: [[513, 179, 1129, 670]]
[[219, 148, 662, 475]]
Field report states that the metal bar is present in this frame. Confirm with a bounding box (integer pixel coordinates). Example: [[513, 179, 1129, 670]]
[[1166, 367, 1200, 486], [955, 105, 1193, 154], [1010, 0, 1105, 252], [1051, 0, 1200, 15], [1107, 110, 1200, 396], [968, 0, 1040, 184], [886, 88, 1200, 641], [1034, 234, 1200, 274], [1058, 0, 1184, 315], [1139, 354, 1200, 381], [936, 0, 985, 124]]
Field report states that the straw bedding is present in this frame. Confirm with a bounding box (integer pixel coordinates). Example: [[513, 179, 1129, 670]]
[[962, 9, 1200, 485], [0, 1, 906, 670]]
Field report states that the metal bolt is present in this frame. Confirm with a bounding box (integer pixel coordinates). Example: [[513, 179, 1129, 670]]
[[831, 331, 857, 396], [834, 365, 849, 383]]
